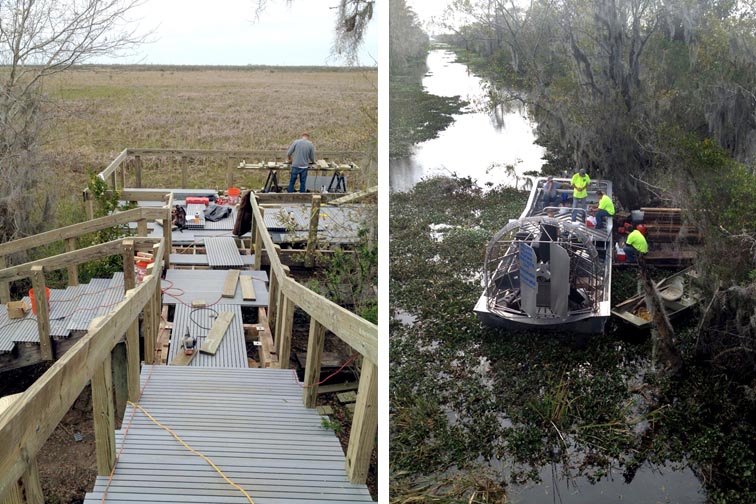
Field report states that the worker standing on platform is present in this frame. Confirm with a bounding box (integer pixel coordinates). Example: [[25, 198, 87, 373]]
[[592, 190, 615, 230], [571, 168, 590, 222], [624, 227, 648, 263], [287, 132, 316, 193]]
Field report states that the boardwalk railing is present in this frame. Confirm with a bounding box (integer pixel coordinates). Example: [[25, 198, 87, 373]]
[[250, 194, 378, 484], [0, 236, 165, 503], [0, 196, 173, 307], [86, 147, 366, 218]]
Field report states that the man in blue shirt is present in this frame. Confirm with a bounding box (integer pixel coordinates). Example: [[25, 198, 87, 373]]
[[287, 133, 316, 193]]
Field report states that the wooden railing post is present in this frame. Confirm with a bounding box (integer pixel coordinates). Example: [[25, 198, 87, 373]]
[[134, 155, 142, 188], [122, 240, 140, 402], [92, 352, 116, 476], [253, 207, 264, 271], [162, 198, 172, 267], [276, 295, 294, 369], [111, 342, 128, 422], [120, 161, 127, 190], [302, 318, 326, 407], [305, 195, 321, 268], [0, 256, 10, 304], [181, 155, 188, 188], [275, 265, 290, 336], [143, 267, 156, 366], [64, 238, 78, 286], [137, 219, 148, 237], [110, 171, 117, 191], [346, 360, 378, 484], [30, 266, 53, 361], [267, 270, 279, 333], [20, 459, 44, 504], [83, 189, 94, 220]]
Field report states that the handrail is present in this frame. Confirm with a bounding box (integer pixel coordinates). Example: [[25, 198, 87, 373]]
[[0, 206, 168, 257], [0, 238, 164, 498], [97, 148, 129, 180]]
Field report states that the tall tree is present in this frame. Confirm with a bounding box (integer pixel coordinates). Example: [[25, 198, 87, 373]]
[[0, 0, 146, 243], [255, 0, 374, 64]]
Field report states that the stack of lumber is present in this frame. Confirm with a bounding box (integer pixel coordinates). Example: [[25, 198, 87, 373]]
[[639, 208, 702, 244]]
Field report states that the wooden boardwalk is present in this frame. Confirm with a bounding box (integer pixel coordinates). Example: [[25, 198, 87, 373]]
[[84, 366, 373, 503]]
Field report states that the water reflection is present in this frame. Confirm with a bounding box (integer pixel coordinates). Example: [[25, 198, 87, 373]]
[[390, 49, 545, 192]]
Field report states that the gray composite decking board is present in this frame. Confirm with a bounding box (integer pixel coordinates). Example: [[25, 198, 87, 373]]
[[169, 254, 255, 266], [167, 304, 247, 368], [204, 237, 244, 268], [162, 270, 268, 307], [66, 278, 114, 331], [83, 366, 372, 504]]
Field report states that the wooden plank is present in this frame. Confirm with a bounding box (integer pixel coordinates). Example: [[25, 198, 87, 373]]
[[277, 297, 294, 369], [170, 349, 197, 366], [305, 195, 321, 268], [346, 360, 378, 484], [30, 267, 53, 361], [0, 241, 123, 283], [0, 208, 147, 258], [256, 308, 278, 368], [181, 155, 188, 189], [20, 459, 43, 504], [303, 319, 326, 408], [222, 270, 240, 298], [281, 278, 377, 365], [91, 354, 115, 476], [337, 391, 357, 403], [125, 320, 140, 401], [318, 381, 359, 395], [0, 394, 21, 417], [134, 155, 142, 188], [0, 479, 23, 504], [65, 237, 79, 286], [200, 312, 236, 356], [111, 342, 128, 423], [253, 206, 264, 271], [329, 186, 378, 206], [239, 275, 256, 301], [0, 267, 157, 495], [0, 256, 9, 305]]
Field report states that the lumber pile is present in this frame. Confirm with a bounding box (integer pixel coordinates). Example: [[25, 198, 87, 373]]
[[639, 208, 702, 244]]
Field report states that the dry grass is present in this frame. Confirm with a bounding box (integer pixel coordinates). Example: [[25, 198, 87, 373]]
[[39, 66, 377, 206]]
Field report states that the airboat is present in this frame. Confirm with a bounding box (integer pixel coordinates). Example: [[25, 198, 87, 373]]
[[474, 177, 614, 333]]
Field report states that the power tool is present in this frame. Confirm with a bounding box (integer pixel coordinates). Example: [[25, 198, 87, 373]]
[[181, 328, 197, 355]]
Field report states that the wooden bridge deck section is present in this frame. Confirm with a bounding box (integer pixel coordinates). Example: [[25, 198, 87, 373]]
[[83, 366, 373, 503]]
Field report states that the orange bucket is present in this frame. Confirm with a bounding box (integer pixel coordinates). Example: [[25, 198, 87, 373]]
[[227, 187, 240, 197], [29, 287, 51, 315], [136, 260, 152, 283]]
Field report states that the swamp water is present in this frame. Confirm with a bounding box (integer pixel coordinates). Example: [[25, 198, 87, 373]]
[[389, 49, 706, 502], [390, 48, 545, 192]]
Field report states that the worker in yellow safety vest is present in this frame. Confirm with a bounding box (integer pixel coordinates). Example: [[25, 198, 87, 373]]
[[591, 190, 615, 230], [624, 227, 648, 263], [570, 168, 590, 222]]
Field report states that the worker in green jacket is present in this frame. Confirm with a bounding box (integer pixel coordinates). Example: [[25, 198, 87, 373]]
[[624, 228, 648, 263], [592, 190, 615, 230], [571, 168, 590, 222]]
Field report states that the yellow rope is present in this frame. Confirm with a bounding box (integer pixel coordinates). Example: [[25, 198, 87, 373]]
[[126, 400, 256, 504]]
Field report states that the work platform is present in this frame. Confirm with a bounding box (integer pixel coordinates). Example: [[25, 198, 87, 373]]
[[83, 366, 373, 503]]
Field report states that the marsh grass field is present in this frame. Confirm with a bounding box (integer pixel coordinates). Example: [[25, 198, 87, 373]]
[[39, 65, 376, 221]]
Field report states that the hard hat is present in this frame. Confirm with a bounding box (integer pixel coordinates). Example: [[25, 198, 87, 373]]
[[636, 224, 647, 235]]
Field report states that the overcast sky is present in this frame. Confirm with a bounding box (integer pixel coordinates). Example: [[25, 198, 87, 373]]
[[97, 0, 378, 66]]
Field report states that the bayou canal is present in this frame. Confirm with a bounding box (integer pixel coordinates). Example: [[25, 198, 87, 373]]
[[389, 49, 709, 503]]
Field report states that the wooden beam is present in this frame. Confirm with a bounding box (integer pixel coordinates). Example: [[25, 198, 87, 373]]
[[143, 265, 157, 365], [30, 267, 52, 361], [253, 207, 264, 271], [200, 312, 235, 355], [346, 360, 377, 484], [239, 276, 256, 301], [116, 190, 172, 202], [267, 269, 280, 333], [162, 199, 172, 268], [91, 353, 116, 476], [256, 309, 278, 368], [0, 207, 145, 257], [305, 195, 321, 268], [120, 162, 127, 191], [0, 479, 23, 504], [0, 256, 10, 304], [281, 278, 377, 365], [125, 320, 140, 401], [64, 238, 78, 286], [20, 459, 43, 504], [329, 186, 378, 206], [84, 189, 94, 220], [111, 342, 128, 423], [126, 147, 363, 158], [137, 219, 148, 237], [0, 241, 123, 283], [0, 267, 157, 496], [277, 297, 294, 369], [134, 155, 142, 188], [97, 148, 129, 181], [303, 319, 326, 408], [222, 270, 240, 298]]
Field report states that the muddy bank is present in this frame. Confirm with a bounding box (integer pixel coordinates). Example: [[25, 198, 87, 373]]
[[390, 177, 756, 503]]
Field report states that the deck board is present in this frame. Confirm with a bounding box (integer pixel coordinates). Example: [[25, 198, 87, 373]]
[[83, 366, 372, 504]]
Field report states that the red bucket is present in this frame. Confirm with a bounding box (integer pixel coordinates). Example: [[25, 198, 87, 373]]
[[29, 287, 51, 315]]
